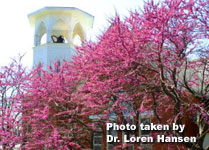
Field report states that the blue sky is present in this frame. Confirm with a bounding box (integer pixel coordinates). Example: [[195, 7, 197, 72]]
[[0, 0, 143, 68]]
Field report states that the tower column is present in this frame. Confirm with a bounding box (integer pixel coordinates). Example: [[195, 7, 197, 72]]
[[68, 30, 73, 44], [46, 30, 52, 43], [34, 34, 39, 46]]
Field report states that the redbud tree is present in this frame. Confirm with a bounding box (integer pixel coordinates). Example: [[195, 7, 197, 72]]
[[21, 0, 209, 149], [0, 56, 27, 150], [70, 0, 209, 149]]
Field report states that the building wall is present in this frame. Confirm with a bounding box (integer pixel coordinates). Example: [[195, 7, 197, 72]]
[[93, 110, 200, 150]]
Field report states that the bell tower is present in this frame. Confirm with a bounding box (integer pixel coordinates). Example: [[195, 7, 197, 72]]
[[28, 7, 94, 70]]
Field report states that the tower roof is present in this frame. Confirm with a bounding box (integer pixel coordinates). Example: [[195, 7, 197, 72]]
[[28, 7, 94, 28]]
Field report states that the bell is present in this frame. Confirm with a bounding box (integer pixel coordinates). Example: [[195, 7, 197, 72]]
[[51, 35, 65, 43]]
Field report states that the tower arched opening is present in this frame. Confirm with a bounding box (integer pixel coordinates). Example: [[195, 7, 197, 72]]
[[72, 23, 85, 46], [52, 19, 69, 43]]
